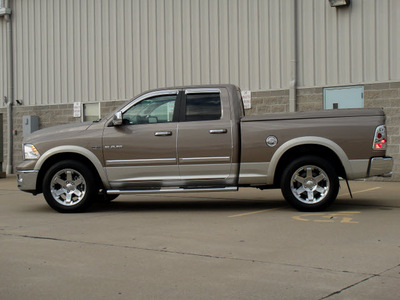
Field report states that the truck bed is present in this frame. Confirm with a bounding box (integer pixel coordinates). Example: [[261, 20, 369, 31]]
[[241, 108, 384, 122]]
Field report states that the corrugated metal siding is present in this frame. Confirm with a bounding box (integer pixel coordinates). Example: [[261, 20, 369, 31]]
[[0, 0, 399, 107], [297, 0, 400, 87]]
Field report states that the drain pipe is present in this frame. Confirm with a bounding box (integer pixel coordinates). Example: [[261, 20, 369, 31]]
[[5, 97, 13, 174], [289, 0, 297, 112], [1, 0, 14, 174]]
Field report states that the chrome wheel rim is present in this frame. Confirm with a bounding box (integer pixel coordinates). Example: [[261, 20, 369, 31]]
[[290, 165, 330, 204], [50, 169, 86, 206]]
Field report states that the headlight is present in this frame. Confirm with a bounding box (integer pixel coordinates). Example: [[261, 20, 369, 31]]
[[23, 144, 41, 160]]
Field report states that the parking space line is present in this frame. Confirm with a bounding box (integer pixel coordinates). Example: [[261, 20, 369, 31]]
[[229, 187, 382, 218], [339, 187, 381, 197], [228, 207, 284, 218]]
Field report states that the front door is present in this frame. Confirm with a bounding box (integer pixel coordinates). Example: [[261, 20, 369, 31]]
[[103, 91, 179, 189]]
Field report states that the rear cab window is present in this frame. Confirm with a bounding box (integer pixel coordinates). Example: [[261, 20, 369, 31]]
[[183, 90, 222, 122]]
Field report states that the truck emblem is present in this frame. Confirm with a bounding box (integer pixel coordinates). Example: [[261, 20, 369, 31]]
[[105, 145, 123, 149], [266, 136, 278, 147]]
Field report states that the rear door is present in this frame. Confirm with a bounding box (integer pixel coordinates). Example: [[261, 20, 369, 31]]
[[177, 88, 234, 184]]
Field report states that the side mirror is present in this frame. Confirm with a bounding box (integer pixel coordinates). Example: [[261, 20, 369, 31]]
[[112, 111, 123, 126]]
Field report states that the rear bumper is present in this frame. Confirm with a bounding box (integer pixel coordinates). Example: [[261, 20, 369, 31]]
[[368, 157, 393, 177], [17, 170, 39, 194]]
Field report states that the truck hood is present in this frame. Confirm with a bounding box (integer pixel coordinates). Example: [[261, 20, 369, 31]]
[[24, 121, 93, 144]]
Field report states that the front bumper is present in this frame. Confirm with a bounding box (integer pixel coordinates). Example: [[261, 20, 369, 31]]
[[368, 157, 393, 177], [17, 170, 39, 194]]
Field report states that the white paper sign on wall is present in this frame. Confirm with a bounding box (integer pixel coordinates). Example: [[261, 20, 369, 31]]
[[241, 90, 252, 109], [73, 102, 81, 118]]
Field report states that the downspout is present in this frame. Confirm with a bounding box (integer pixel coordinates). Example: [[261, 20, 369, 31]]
[[289, 0, 297, 112], [2, 0, 14, 174]]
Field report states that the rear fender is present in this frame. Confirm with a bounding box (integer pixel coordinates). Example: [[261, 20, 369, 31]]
[[267, 137, 351, 185]]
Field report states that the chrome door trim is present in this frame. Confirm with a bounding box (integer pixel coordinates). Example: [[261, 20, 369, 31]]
[[179, 156, 231, 164], [121, 89, 179, 114], [106, 158, 177, 166], [185, 88, 221, 94]]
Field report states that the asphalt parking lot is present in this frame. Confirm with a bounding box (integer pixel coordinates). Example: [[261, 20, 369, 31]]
[[0, 175, 399, 299]]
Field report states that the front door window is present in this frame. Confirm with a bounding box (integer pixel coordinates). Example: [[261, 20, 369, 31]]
[[123, 95, 176, 125]]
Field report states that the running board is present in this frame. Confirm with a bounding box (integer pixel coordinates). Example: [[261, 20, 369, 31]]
[[107, 187, 238, 195]]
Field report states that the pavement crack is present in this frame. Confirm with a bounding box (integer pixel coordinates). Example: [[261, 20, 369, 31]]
[[319, 263, 400, 299], [319, 275, 378, 300], [0, 232, 379, 277]]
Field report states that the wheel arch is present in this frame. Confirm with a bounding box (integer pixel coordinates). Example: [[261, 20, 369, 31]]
[[268, 137, 350, 186], [34, 146, 109, 193]]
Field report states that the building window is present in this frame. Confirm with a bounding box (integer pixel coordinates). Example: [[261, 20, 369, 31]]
[[82, 103, 100, 122], [323, 86, 364, 109]]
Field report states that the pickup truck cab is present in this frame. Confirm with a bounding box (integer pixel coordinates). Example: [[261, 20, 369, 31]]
[[17, 84, 393, 213]]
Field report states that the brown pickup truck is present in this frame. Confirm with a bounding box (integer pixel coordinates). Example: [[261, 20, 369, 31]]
[[17, 84, 393, 213]]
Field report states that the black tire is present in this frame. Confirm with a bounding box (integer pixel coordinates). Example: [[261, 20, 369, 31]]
[[42, 160, 97, 213], [280, 155, 339, 211], [98, 193, 119, 203]]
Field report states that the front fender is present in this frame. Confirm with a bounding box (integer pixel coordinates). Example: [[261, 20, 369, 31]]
[[34, 145, 110, 189]]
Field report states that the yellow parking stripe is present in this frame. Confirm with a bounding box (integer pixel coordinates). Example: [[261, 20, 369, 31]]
[[228, 207, 283, 218], [340, 187, 381, 197], [229, 187, 381, 218]]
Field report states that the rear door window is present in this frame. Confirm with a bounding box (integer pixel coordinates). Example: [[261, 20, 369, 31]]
[[184, 93, 221, 121]]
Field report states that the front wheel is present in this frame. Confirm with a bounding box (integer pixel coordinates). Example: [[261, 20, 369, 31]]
[[42, 160, 97, 213], [98, 193, 119, 203], [280, 156, 339, 211]]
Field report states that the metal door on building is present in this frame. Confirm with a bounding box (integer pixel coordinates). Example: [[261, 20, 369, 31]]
[[323, 86, 364, 109]]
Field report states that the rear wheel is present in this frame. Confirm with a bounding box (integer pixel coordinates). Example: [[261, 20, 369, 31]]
[[42, 160, 97, 213], [280, 155, 339, 211]]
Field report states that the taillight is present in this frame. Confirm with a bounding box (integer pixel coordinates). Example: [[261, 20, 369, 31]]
[[373, 125, 387, 150]]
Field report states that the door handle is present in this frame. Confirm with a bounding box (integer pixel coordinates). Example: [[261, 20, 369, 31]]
[[154, 131, 172, 136], [209, 129, 227, 134]]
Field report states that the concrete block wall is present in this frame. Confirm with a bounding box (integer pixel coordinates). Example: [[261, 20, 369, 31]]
[[247, 90, 289, 115], [0, 101, 125, 173], [364, 83, 400, 181], [247, 88, 325, 115], [100, 101, 126, 117], [1, 104, 78, 169]]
